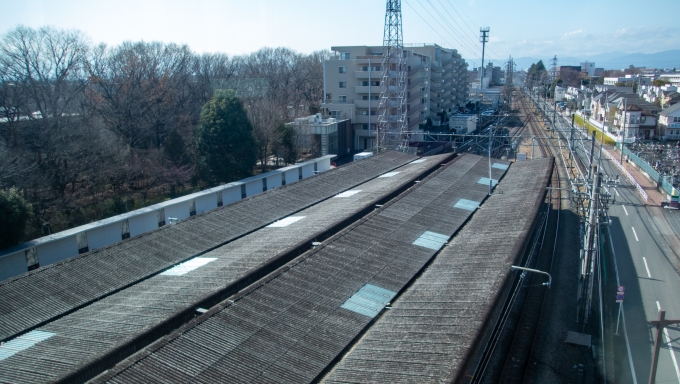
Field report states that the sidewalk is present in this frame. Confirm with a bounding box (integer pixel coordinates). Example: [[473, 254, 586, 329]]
[[602, 146, 665, 206]]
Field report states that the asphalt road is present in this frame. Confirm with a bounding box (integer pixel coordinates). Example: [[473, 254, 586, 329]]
[[544, 97, 680, 384]]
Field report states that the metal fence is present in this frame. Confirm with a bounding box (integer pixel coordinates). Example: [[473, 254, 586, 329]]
[[621, 145, 675, 195]]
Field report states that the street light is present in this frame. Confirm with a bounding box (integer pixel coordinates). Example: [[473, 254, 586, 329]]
[[510, 265, 552, 288]]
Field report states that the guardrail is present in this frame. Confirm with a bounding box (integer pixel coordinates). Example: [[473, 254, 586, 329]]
[[602, 148, 649, 202]]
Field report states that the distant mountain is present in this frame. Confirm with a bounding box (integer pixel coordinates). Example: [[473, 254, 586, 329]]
[[599, 50, 680, 70], [475, 50, 680, 72]]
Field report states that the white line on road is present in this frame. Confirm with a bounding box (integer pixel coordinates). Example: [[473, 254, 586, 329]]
[[607, 227, 638, 383], [655, 301, 680, 383], [632, 227, 639, 242], [643, 257, 651, 278], [623, 205, 629, 216], [615, 187, 620, 197]]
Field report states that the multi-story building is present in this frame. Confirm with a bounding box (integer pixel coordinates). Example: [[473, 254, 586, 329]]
[[321, 44, 468, 151], [659, 73, 680, 87], [603, 74, 651, 87], [580, 61, 595, 77]]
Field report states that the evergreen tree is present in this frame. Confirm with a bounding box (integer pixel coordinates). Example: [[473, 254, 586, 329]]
[[0, 188, 33, 248], [195, 90, 257, 185], [275, 122, 298, 165]]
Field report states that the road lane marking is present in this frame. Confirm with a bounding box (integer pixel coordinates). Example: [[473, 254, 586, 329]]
[[655, 302, 680, 383], [622, 205, 629, 216], [632, 227, 639, 241], [643, 257, 651, 278], [607, 227, 638, 383], [615, 187, 620, 197]]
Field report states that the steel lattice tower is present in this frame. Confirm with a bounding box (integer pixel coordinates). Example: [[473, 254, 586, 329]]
[[377, 0, 408, 152], [550, 55, 558, 82], [505, 56, 514, 86]]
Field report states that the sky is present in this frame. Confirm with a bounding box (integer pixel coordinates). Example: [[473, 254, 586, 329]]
[[1, 0, 678, 67]]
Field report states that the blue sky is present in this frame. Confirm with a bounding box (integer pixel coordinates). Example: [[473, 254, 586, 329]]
[[1, 0, 678, 66]]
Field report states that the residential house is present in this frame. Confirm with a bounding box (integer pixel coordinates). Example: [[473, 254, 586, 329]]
[[658, 103, 680, 141], [660, 90, 680, 109], [611, 96, 660, 140]]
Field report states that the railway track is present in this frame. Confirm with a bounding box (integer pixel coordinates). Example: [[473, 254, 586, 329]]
[[495, 90, 566, 383], [465, 88, 564, 383]]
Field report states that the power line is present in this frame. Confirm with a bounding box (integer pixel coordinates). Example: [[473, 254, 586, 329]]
[[402, 0, 477, 58], [439, 0, 502, 60], [411, 0, 469, 54], [428, 0, 480, 51], [412, 0, 478, 56]]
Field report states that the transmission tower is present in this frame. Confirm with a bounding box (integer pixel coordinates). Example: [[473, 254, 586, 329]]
[[377, 0, 408, 152], [479, 27, 490, 88], [505, 56, 514, 86], [550, 55, 558, 82]]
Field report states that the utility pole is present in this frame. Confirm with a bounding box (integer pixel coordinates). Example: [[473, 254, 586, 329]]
[[570, 114, 575, 152], [649, 310, 680, 384], [589, 131, 596, 178], [479, 27, 490, 88], [578, 165, 601, 330], [570, 114, 575, 169], [488, 122, 493, 195]]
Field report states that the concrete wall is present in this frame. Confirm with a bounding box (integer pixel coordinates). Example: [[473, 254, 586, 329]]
[[0, 155, 334, 281], [87, 223, 122, 251], [0, 252, 26, 282]]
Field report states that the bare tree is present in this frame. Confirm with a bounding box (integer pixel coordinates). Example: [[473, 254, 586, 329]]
[[86, 41, 194, 148]]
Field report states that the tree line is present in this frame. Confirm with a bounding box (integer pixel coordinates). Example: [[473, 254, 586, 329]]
[[0, 25, 329, 246]]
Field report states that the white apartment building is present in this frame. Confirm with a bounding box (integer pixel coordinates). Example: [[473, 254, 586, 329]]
[[603, 74, 651, 86], [659, 73, 680, 87], [321, 44, 468, 151]]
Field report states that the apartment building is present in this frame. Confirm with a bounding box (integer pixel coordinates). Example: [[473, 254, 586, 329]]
[[321, 44, 468, 151]]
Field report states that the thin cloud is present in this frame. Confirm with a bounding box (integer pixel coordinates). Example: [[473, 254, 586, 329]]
[[500, 26, 680, 58], [564, 29, 584, 37]]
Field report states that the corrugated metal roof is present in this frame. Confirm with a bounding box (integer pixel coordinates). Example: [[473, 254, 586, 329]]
[[89, 154, 510, 384], [492, 162, 510, 170], [0, 153, 452, 383], [378, 171, 400, 178], [324, 157, 553, 384], [0, 151, 418, 344]]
